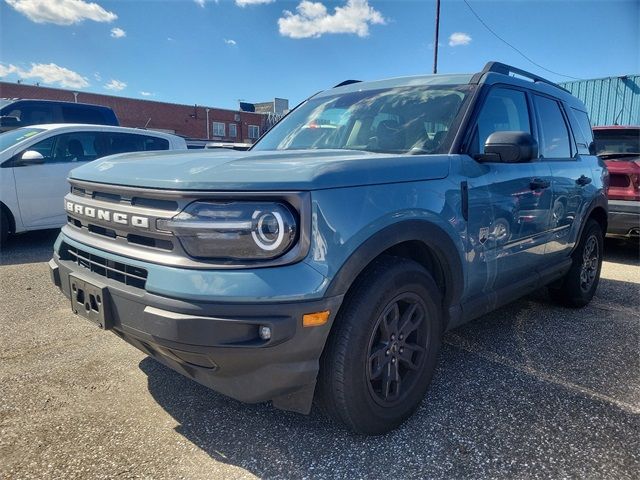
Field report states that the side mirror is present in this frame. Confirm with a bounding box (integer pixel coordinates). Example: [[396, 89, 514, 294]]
[[475, 131, 538, 163], [0, 116, 20, 127], [18, 150, 45, 166], [588, 141, 597, 156]]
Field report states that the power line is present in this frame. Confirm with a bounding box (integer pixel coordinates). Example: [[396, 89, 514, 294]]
[[462, 0, 581, 81]]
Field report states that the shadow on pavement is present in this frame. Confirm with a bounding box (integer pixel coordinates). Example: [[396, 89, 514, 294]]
[[604, 237, 640, 266], [0, 229, 59, 266], [139, 285, 639, 478]]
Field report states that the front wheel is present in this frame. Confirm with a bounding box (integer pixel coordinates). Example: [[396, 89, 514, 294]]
[[317, 256, 443, 435], [550, 219, 603, 308]]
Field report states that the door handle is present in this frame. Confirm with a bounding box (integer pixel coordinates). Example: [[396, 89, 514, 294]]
[[576, 175, 592, 186], [530, 178, 550, 190]]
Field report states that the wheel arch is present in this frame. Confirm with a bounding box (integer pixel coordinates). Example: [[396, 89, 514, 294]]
[[324, 220, 465, 328], [573, 194, 607, 253], [0, 201, 16, 234]]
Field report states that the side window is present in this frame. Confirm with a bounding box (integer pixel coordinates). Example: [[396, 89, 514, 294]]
[[569, 108, 593, 155], [16, 136, 56, 165], [61, 106, 106, 125], [470, 87, 531, 154], [51, 132, 99, 163], [142, 135, 169, 151], [103, 133, 169, 155], [534, 96, 572, 158], [20, 105, 55, 126]]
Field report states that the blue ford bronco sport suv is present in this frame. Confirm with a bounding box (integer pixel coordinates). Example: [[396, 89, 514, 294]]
[[50, 62, 607, 434]]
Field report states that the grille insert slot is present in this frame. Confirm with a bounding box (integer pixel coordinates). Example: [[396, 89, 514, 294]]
[[60, 243, 148, 289]]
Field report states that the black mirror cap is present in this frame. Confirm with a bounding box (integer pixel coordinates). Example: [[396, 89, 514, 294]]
[[482, 131, 538, 163]]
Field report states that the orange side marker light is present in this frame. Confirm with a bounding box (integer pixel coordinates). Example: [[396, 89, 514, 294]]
[[303, 310, 330, 327]]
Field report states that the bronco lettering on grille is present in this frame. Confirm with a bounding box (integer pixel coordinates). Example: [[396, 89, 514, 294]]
[[66, 201, 150, 229]]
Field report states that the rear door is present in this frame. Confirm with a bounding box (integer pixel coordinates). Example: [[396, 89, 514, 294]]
[[532, 95, 592, 259]]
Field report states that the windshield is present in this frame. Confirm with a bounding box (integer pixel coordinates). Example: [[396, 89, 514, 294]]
[[0, 99, 13, 110], [253, 85, 470, 155], [594, 129, 640, 156], [0, 127, 44, 152]]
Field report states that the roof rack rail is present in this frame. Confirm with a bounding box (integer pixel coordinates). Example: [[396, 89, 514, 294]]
[[470, 61, 570, 93], [333, 79, 362, 88]]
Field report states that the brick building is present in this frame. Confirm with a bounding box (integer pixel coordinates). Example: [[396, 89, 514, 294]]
[[0, 81, 267, 142]]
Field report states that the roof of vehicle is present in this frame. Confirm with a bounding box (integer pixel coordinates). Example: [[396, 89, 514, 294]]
[[323, 61, 586, 110], [0, 98, 114, 110], [14, 123, 184, 140]]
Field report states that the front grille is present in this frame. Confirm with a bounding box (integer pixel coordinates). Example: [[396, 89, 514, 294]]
[[71, 186, 178, 211], [60, 242, 148, 289]]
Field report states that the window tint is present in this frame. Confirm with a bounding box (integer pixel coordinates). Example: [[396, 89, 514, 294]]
[[103, 133, 169, 155], [471, 87, 531, 154], [27, 136, 56, 162], [570, 108, 594, 155], [11, 104, 57, 126], [51, 132, 99, 163], [61, 106, 106, 124], [535, 96, 572, 158]]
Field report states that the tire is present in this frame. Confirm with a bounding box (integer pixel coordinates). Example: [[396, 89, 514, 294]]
[[0, 209, 8, 249], [549, 219, 603, 308], [317, 256, 443, 435]]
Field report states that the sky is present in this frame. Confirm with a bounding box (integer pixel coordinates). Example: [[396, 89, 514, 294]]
[[0, 0, 638, 110]]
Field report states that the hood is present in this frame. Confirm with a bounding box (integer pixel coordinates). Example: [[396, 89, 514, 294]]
[[69, 149, 450, 191]]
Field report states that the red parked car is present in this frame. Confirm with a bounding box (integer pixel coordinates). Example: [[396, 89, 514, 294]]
[[593, 126, 640, 238]]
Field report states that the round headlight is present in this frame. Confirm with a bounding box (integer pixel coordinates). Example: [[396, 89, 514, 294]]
[[252, 211, 285, 251]]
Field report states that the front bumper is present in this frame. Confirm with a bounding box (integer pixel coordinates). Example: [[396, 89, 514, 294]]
[[49, 239, 343, 414], [607, 199, 640, 237]]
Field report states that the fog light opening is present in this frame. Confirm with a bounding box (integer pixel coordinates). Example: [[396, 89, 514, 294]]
[[258, 325, 272, 340]]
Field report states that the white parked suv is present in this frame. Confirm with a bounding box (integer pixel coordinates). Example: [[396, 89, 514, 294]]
[[0, 124, 187, 245]]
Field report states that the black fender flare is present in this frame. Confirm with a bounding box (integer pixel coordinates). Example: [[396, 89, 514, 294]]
[[324, 220, 465, 314], [572, 193, 608, 253]]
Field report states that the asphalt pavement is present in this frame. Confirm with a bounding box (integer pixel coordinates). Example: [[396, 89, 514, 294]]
[[0, 230, 638, 479]]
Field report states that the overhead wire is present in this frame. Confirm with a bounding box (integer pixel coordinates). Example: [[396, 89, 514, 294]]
[[462, 0, 582, 81]]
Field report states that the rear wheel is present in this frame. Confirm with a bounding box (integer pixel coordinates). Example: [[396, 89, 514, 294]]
[[317, 256, 442, 435], [550, 219, 603, 307]]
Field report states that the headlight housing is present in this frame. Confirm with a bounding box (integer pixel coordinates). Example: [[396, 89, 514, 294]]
[[158, 201, 298, 260]]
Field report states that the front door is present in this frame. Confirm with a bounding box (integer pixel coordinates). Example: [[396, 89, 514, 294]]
[[13, 131, 98, 228], [464, 86, 554, 296]]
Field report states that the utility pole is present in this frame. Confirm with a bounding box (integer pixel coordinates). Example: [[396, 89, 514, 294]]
[[433, 0, 441, 74]]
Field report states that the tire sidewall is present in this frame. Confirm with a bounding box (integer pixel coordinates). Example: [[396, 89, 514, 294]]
[[333, 260, 442, 431], [558, 219, 604, 306]]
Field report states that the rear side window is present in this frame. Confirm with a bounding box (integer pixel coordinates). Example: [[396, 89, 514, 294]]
[[61, 106, 108, 125], [470, 87, 531, 154], [569, 108, 593, 155], [103, 133, 169, 154], [534, 96, 572, 158]]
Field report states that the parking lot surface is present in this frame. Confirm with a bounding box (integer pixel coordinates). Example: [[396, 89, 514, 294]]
[[0, 231, 638, 479]]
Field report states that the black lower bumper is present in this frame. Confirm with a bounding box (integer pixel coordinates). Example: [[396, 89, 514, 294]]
[[50, 256, 343, 413], [607, 200, 640, 237]]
